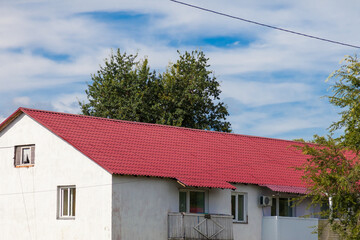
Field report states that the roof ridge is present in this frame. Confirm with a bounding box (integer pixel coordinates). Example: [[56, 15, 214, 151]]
[[19, 107, 303, 144]]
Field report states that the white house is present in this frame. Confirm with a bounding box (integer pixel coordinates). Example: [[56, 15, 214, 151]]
[[0, 108, 323, 240]]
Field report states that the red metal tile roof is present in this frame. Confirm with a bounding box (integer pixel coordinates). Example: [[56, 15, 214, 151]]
[[0, 107, 310, 192]]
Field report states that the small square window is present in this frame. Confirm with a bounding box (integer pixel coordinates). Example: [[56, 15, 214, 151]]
[[58, 186, 76, 219], [231, 193, 247, 222], [14, 145, 35, 167]]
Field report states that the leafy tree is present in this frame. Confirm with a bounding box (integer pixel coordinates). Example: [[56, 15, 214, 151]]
[[295, 136, 360, 240], [80, 49, 231, 132], [295, 55, 360, 239], [160, 50, 231, 132], [327, 55, 360, 150]]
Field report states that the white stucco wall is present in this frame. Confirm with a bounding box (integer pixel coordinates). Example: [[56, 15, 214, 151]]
[[0, 114, 113, 240], [209, 188, 231, 215], [232, 184, 264, 240], [112, 175, 179, 240]]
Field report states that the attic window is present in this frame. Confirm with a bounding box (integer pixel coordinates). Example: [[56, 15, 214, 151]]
[[14, 145, 35, 167]]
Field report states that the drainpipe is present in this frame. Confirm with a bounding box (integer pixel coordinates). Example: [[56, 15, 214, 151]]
[[328, 196, 333, 219]]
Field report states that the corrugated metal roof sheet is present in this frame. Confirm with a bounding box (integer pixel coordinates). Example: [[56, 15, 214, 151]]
[[261, 185, 307, 194], [0, 107, 310, 193]]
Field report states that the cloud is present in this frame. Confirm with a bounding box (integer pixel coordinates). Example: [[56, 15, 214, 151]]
[[0, 0, 358, 140], [222, 80, 314, 107], [227, 99, 339, 139], [51, 93, 87, 114], [12, 96, 31, 106]]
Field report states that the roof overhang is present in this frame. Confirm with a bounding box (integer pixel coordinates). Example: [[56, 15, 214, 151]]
[[0, 108, 24, 133], [261, 184, 307, 194]]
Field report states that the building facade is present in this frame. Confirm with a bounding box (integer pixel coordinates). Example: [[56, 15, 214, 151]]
[[0, 108, 324, 240]]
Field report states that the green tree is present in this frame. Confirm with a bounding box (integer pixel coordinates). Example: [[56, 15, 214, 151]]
[[160, 50, 231, 132], [80, 49, 231, 132], [296, 55, 360, 239], [295, 136, 360, 240], [327, 55, 360, 150]]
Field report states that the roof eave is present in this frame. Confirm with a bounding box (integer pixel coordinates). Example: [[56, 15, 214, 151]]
[[0, 107, 24, 133]]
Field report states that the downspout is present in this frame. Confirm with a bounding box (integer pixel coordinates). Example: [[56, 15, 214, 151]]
[[328, 196, 333, 219]]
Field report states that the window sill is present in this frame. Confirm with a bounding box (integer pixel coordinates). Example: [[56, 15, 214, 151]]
[[57, 217, 75, 220], [15, 164, 35, 168], [233, 220, 248, 224]]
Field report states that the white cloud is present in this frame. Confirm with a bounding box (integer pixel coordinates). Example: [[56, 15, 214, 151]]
[[12, 96, 30, 106], [228, 99, 340, 139], [222, 80, 314, 107], [51, 93, 87, 114], [0, 0, 358, 140]]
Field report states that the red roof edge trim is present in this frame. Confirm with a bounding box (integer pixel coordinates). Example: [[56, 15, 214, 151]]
[[0, 107, 23, 132]]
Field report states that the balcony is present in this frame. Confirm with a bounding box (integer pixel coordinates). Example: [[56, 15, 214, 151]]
[[168, 212, 234, 240], [262, 216, 318, 240]]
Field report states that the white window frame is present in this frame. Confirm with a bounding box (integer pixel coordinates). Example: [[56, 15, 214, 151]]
[[179, 189, 208, 213], [231, 192, 248, 223], [57, 186, 76, 219], [21, 147, 31, 165]]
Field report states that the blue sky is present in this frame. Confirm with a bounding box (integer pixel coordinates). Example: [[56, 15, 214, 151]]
[[0, 0, 359, 140]]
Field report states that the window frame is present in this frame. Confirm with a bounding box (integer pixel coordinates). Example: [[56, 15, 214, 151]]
[[179, 189, 207, 214], [231, 192, 248, 223], [14, 144, 35, 168], [57, 186, 76, 220]]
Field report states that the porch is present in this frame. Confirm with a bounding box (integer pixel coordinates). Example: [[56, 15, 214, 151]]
[[168, 212, 234, 240]]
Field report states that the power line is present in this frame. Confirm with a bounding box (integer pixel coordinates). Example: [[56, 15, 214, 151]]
[[18, 170, 32, 240], [0, 146, 14, 149], [170, 0, 360, 49], [0, 179, 149, 197]]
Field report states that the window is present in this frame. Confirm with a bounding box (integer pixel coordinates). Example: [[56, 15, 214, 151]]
[[58, 186, 76, 219], [14, 145, 35, 167], [271, 197, 293, 217], [231, 193, 247, 222], [179, 190, 206, 213]]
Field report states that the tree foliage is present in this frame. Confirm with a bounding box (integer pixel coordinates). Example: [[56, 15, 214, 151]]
[[80, 49, 231, 132], [296, 55, 360, 239], [327, 55, 360, 150], [295, 136, 360, 239]]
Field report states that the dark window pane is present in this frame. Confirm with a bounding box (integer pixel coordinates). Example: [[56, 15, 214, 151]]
[[179, 192, 187, 212], [271, 198, 277, 216], [279, 198, 292, 217], [71, 188, 76, 216], [238, 195, 244, 221], [190, 192, 205, 213], [231, 195, 236, 219], [63, 188, 68, 216]]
